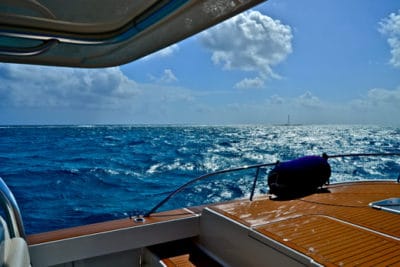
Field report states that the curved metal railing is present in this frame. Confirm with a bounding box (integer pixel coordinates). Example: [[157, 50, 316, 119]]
[[144, 161, 278, 217], [144, 152, 400, 217], [0, 177, 26, 239]]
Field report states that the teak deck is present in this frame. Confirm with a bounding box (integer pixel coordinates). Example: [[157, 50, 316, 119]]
[[210, 181, 400, 266]]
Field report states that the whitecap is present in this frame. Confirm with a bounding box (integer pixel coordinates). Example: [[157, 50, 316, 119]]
[[220, 190, 232, 199], [105, 169, 119, 175], [146, 163, 163, 174]]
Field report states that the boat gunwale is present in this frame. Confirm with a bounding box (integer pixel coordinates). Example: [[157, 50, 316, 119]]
[[27, 208, 199, 245]]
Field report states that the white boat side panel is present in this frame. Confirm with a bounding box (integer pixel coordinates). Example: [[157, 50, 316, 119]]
[[28, 216, 199, 267], [52, 249, 141, 267]]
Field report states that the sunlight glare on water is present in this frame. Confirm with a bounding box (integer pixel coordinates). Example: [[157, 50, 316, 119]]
[[0, 124, 399, 234]]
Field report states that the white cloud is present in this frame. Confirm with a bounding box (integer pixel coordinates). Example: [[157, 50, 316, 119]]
[[379, 10, 400, 67], [296, 91, 322, 109], [160, 69, 178, 83], [0, 64, 137, 109], [200, 10, 293, 85], [268, 94, 284, 105], [367, 87, 400, 105], [234, 77, 264, 89], [352, 87, 400, 109], [0, 64, 178, 114], [208, 88, 399, 125], [0, 63, 200, 124], [2, 63, 399, 125], [148, 69, 178, 84]]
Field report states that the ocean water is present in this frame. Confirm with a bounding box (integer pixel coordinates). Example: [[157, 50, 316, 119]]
[[0, 125, 399, 234]]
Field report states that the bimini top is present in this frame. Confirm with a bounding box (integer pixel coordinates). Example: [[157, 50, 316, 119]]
[[0, 0, 265, 68]]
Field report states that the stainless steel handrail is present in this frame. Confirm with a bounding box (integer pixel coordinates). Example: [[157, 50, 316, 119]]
[[144, 152, 400, 217], [144, 162, 277, 216], [0, 177, 26, 239]]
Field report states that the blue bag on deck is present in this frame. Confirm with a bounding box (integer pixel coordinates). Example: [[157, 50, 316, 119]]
[[268, 155, 331, 198]]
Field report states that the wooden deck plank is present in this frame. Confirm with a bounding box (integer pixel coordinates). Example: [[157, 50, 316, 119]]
[[297, 229, 372, 253], [293, 223, 358, 246], [256, 215, 400, 266], [343, 244, 398, 266], [361, 249, 400, 266], [337, 243, 397, 266], [339, 242, 394, 265], [210, 181, 400, 266]]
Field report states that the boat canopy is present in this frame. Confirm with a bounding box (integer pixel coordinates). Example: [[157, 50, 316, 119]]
[[0, 0, 265, 68]]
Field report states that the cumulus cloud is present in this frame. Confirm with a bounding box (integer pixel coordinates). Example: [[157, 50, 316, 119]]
[[352, 87, 400, 109], [379, 10, 400, 67], [367, 87, 400, 105], [0, 63, 200, 124], [268, 94, 284, 105], [296, 91, 322, 109], [148, 69, 178, 84], [150, 69, 178, 83], [200, 10, 293, 87], [0, 64, 137, 109], [160, 69, 178, 83], [234, 77, 264, 89], [2, 63, 398, 125]]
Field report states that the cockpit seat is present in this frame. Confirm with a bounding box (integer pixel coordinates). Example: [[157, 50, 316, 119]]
[[0, 217, 30, 267]]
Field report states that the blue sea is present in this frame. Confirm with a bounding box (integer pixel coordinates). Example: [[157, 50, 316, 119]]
[[0, 125, 399, 235]]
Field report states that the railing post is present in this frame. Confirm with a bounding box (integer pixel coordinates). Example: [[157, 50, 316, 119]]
[[249, 167, 260, 201], [0, 177, 26, 239]]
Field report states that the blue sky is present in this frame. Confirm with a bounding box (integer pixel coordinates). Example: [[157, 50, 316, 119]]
[[1, 0, 400, 125]]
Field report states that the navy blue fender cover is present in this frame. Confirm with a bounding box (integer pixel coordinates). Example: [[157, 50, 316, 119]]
[[268, 155, 331, 198]]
